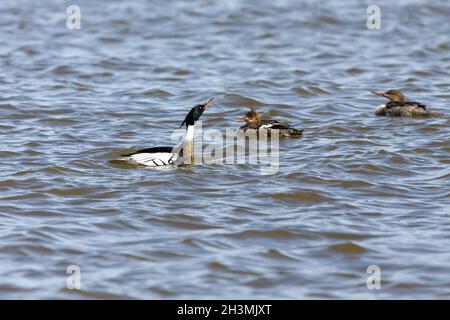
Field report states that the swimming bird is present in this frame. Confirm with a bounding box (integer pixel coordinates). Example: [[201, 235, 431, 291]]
[[121, 98, 214, 166], [371, 89, 431, 117], [236, 107, 303, 137]]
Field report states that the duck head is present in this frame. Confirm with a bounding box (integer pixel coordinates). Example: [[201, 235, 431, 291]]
[[371, 89, 406, 102], [180, 98, 214, 128], [235, 106, 260, 123]]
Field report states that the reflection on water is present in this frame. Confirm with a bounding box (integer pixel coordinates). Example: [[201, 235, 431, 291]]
[[0, 0, 450, 299]]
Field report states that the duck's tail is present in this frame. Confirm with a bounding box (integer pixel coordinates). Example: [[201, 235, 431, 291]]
[[287, 128, 304, 136]]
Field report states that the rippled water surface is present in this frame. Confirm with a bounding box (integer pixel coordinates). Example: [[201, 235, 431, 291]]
[[1, 0, 450, 299]]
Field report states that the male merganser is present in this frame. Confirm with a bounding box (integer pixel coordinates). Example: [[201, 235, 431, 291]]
[[236, 107, 303, 137], [371, 89, 431, 117], [121, 98, 214, 166]]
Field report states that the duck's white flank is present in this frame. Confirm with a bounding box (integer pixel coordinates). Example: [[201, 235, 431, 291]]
[[128, 152, 178, 166]]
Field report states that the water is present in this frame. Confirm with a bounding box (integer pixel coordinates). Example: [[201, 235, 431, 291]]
[[1, 0, 450, 299]]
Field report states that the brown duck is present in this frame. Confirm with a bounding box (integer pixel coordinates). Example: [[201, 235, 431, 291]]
[[236, 107, 303, 137], [371, 89, 431, 117]]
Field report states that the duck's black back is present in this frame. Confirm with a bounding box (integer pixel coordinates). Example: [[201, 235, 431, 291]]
[[121, 147, 173, 157]]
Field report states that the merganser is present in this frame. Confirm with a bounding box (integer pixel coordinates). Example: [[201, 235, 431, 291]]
[[121, 98, 214, 166], [371, 89, 431, 117], [236, 107, 303, 137]]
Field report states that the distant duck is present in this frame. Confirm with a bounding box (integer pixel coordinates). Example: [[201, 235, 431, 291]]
[[371, 90, 431, 117], [121, 98, 214, 166], [236, 107, 303, 137]]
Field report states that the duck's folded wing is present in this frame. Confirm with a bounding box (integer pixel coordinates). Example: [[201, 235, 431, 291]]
[[121, 147, 177, 166], [258, 120, 304, 135], [410, 102, 428, 110], [130, 153, 178, 166], [386, 101, 428, 110], [259, 120, 292, 130]]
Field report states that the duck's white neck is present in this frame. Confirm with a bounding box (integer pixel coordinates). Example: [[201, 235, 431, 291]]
[[183, 125, 195, 146], [174, 125, 195, 163]]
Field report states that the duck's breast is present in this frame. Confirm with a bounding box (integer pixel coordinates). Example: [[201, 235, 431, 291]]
[[375, 104, 387, 116]]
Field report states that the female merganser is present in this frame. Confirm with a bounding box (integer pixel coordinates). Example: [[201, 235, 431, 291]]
[[121, 98, 214, 166], [236, 107, 303, 137], [371, 89, 431, 117]]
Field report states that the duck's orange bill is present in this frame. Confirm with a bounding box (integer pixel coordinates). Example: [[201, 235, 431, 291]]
[[203, 98, 215, 109], [371, 91, 386, 97], [235, 118, 248, 122]]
